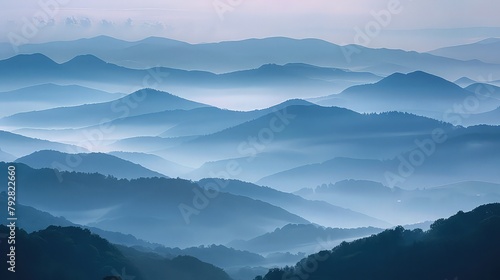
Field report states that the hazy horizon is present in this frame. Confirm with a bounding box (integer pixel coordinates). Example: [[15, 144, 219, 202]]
[[2, 0, 500, 52]]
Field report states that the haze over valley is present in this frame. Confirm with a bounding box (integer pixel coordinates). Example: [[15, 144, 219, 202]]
[[1, 1, 500, 279]]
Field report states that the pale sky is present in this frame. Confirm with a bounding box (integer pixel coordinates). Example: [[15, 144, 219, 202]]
[[2, 0, 500, 51]]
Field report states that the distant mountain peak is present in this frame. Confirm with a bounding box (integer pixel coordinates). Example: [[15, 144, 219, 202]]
[[281, 98, 313, 104], [268, 99, 315, 109], [136, 36, 189, 46], [129, 88, 193, 100], [78, 35, 129, 43], [371, 70, 463, 91], [455, 77, 476, 83], [3, 53, 56, 65], [16, 150, 166, 179], [64, 54, 108, 65], [394, 70, 438, 80], [258, 63, 281, 69], [120, 88, 211, 110]]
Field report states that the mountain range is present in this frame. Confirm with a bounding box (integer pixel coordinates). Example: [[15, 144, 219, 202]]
[[16, 150, 166, 179], [429, 37, 500, 64], [256, 203, 500, 280], [0, 88, 209, 129], [0, 130, 86, 158], [197, 179, 389, 228], [3, 91, 499, 193], [0, 53, 380, 106], [0, 225, 232, 280], [257, 124, 500, 191], [311, 71, 500, 120], [228, 223, 383, 254], [0, 83, 123, 118], [0, 162, 311, 247], [291, 180, 500, 225], [0, 192, 160, 248], [1, 33, 499, 280], [5, 36, 500, 81], [114, 102, 498, 188], [3, 99, 314, 143]]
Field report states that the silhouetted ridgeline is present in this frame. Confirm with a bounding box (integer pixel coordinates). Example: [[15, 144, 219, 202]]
[[4, 36, 500, 79], [255, 203, 500, 280], [16, 150, 166, 180], [0, 225, 231, 280], [0, 162, 308, 247]]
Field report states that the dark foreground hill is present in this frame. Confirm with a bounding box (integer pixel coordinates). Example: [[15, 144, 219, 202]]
[[256, 203, 500, 280], [0, 225, 231, 280]]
